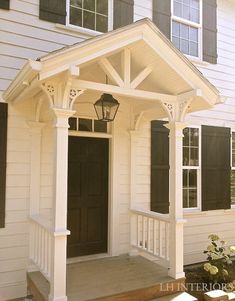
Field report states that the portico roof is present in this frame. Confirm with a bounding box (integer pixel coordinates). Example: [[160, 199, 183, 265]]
[[3, 18, 223, 120]]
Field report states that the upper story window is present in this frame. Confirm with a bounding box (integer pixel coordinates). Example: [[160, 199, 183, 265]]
[[69, 0, 109, 33], [182, 127, 200, 209], [172, 0, 202, 58]]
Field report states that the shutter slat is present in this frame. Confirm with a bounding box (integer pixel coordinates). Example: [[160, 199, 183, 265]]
[[152, 0, 171, 39], [151, 120, 169, 214], [39, 0, 66, 25], [203, 0, 217, 64], [0, 0, 9, 10], [0, 103, 8, 228], [202, 125, 231, 211], [113, 0, 134, 30]]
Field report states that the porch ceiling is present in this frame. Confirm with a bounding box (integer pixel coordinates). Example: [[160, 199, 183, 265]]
[[3, 18, 223, 117]]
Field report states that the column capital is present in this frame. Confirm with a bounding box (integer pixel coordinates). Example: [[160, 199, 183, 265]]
[[52, 108, 76, 128], [52, 108, 76, 119], [164, 121, 188, 131]]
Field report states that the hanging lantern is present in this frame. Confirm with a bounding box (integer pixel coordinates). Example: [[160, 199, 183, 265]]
[[94, 93, 120, 122]]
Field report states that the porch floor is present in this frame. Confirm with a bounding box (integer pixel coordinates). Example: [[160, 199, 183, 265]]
[[28, 255, 183, 301]]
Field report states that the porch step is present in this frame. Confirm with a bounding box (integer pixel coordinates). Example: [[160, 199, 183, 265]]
[[150, 292, 198, 300], [27, 255, 186, 301]]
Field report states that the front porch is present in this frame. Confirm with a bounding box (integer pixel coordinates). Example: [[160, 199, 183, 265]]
[[3, 19, 222, 301], [27, 255, 184, 301]]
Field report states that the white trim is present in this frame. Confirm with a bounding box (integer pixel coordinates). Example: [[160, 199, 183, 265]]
[[69, 130, 112, 139], [171, 0, 203, 60]]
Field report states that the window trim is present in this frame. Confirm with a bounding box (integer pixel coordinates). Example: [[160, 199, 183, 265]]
[[231, 131, 235, 208], [66, 0, 113, 34], [171, 0, 203, 60], [183, 125, 201, 211]]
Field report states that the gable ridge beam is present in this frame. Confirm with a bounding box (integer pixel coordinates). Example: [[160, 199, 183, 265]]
[[130, 66, 152, 89], [99, 57, 124, 87]]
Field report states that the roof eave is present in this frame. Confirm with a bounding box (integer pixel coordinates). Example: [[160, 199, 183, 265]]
[[3, 60, 41, 102]]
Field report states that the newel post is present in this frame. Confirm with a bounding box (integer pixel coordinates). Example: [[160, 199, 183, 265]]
[[49, 108, 75, 301], [164, 121, 186, 279]]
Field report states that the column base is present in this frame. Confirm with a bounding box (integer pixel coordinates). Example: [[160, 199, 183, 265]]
[[48, 295, 68, 301], [168, 270, 185, 279]]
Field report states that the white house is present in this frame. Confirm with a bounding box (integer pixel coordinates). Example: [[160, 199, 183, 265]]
[[0, 1, 235, 301]]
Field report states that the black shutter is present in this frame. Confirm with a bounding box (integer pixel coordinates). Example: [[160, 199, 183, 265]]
[[0, 0, 9, 10], [202, 125, 231, 211], [203, 0, 217, 64], [113, 0, 134, 30], [39, 0, 66, 24], [151, 120, 169, 214], [0, 103, 8, 228], [152, 0, 171, 39]]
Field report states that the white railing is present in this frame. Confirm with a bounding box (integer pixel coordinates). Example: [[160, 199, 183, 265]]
[[29, 215, 53, 281], [130, 209, 170, 262]]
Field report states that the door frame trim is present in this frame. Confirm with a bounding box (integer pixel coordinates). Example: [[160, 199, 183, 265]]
[[67, 131, 114, 257]]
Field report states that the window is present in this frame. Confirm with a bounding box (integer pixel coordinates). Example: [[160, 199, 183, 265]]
[[172, 0, 202, 58], [69, 0, 109, 32], [231, 132, 235, 206], [183, 127, 200, 209], [69, 117, 108, 133]]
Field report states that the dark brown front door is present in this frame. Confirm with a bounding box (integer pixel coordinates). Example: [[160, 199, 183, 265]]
[[67, 136, 109, 258]]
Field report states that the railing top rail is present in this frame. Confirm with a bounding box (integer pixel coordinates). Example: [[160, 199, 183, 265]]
[[30, 214, 53, 233], [130, 208, 170, 222]]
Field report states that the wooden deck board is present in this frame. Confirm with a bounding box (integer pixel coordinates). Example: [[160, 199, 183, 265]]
[[28, 255, 183, 301]]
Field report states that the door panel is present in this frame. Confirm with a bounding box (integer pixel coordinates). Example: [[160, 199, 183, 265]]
[[67, 136, 109, 258]]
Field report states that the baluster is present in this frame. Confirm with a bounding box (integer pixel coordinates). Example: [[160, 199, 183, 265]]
[[45, 231, 48, 275], [147, 218, 151, 252], [48, 233, 51, 279], [41, 229, 45, 272], [159, 221, 163, 258], [137, 215, 140, 247], [166, 223, 170, 260], [35, 224, 39, 265], [153, 219, 157, 256], [38, 225, 42, 269], [142, 216, 146, 249]]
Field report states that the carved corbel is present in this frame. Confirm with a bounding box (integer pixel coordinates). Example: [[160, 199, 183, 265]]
[[178, 98, 193, 122], [161, 101, 175, 121], [41, 81, 56, 107]]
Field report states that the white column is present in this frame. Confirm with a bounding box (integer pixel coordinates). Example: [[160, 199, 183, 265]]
[[164, 121, 186, 279], [49, 108, 75, 301]]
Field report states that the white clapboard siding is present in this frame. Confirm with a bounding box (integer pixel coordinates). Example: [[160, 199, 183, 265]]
[[184, 211, 235, 265], [134, 0, 152, 21]]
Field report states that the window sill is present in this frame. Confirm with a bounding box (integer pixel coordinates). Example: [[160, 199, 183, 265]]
[[183, 209, 206, 217], [186, 55, 210, 67], [55, 23, 103, 38]]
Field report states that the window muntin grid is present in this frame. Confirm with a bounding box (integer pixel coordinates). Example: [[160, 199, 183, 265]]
[[172, 0, 201, 58], [69, 0, 108, 33], [183, 127, 200, 209]]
